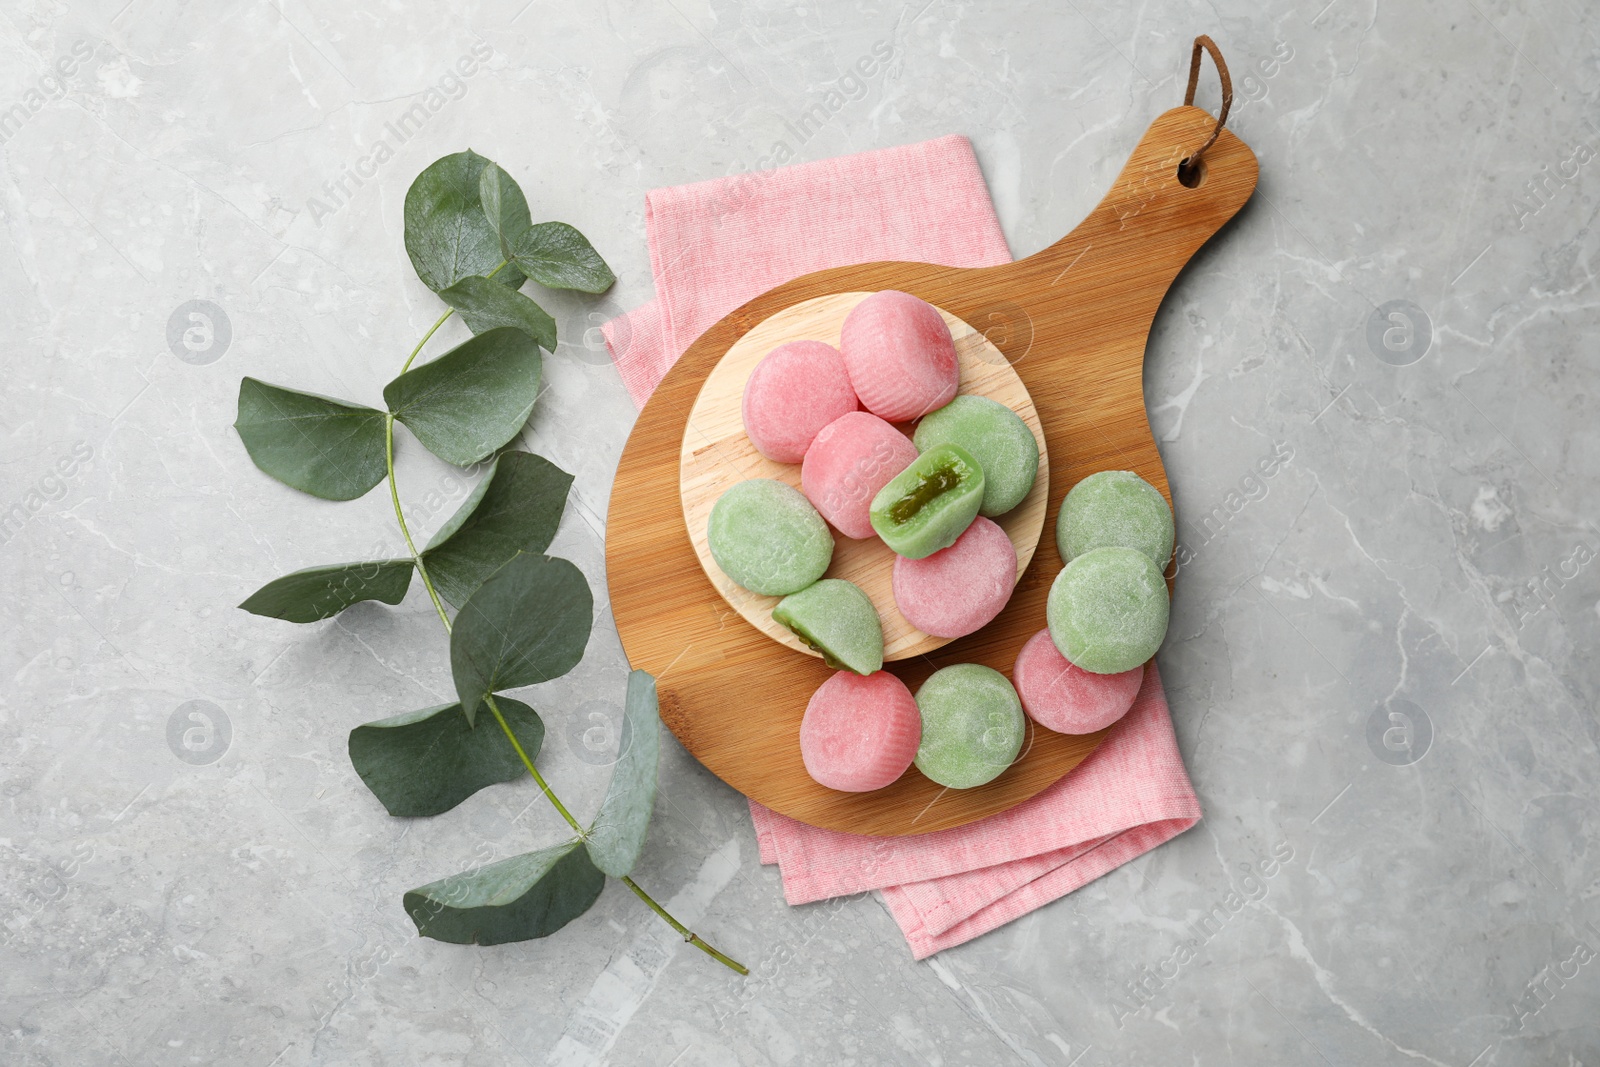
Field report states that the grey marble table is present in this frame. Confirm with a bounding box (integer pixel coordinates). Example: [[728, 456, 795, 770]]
[[4, 1, 1598, 1064]]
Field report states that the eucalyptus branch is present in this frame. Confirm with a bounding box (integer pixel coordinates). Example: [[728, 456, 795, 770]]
[[387, 299, 746, 975], [234, 148, 747, 972]]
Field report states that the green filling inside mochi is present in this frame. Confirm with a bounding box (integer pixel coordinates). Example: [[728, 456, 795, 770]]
[[869, 444, 985, 559]]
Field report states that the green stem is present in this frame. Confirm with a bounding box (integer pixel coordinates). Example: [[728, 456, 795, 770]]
[[620, 875, 750, 974], [386, 298, 746, 976], [400, 257, 503, 375], [401, 306, 455, 374], [386, 409, 453, 633], [485, 694, 584, 835]]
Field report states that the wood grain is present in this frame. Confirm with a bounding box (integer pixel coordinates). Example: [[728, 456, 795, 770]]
[[606, 106, 1258, 836], [679, 291, 1050, 661]]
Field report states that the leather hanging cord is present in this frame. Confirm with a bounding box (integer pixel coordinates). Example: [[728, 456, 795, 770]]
[[1179, 35, 1232, 182]]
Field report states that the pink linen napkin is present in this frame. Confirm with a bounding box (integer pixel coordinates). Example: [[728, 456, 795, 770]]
[[602, 135, 1201, 958]]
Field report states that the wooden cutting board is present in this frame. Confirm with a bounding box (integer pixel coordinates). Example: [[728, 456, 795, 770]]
[[606, 105, 1257, 836]]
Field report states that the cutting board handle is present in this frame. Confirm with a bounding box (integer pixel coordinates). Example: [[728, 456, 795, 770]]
[[1012, 104, 1258, 308]]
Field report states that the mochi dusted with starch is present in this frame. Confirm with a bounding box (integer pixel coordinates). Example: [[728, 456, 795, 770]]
[[799, 670, 922, 792], [707, 478, 834, 596], [1013, 628, 1143, 734], [913, 664, 1025, 789], [892, 516, 1017, 638], [773, 578, 884, 675], [838, 290, 960, 421], [1046, 545, 1169, 674], [1056, 469, 1174, 569], [740, 340, 859, 463], [801, 412, 918, 539]]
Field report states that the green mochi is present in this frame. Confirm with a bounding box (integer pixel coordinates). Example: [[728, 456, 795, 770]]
[[1046, 546, 1169, 674], [913, 396, 1039, 517], [772, 579, 884, 675], [913, 664, 1025, 789], [707, 479, 833, 596], [869, 444, 985, 559], [1056, 470, 1175, 568]]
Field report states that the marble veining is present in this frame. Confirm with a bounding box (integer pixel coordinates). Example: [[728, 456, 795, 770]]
[[3, 1, 1598, 1063]]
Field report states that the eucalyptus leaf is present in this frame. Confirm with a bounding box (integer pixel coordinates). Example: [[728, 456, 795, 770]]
[[504, 223, 616, 295], [450, 552, 593, 725], [239, 560, 413, 623], [478, 161, 532, 248], [422, 451, 574, 609], [383, 327, 542, 467], [584, 670, 660, 878], [348, 696, 542, 817], [479, 162, 615, 294], [439, 275, 557, 351], [404, 839, 604, 945], [403, 149, 526, 293], [234, 378, 388, 501]]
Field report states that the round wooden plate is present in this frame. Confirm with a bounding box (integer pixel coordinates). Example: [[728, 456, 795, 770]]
[[679, 291, 1050, 662], [607, 106, 1258, 835]]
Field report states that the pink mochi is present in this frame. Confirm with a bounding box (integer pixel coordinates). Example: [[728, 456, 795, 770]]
[[838, 291, 960, 422], [801, 411, 918, 539], [1013, 628, 1143, 734], [892, 517, 1017, 638], [799, 670, 922, 792], [741, 340, 859, 463]]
